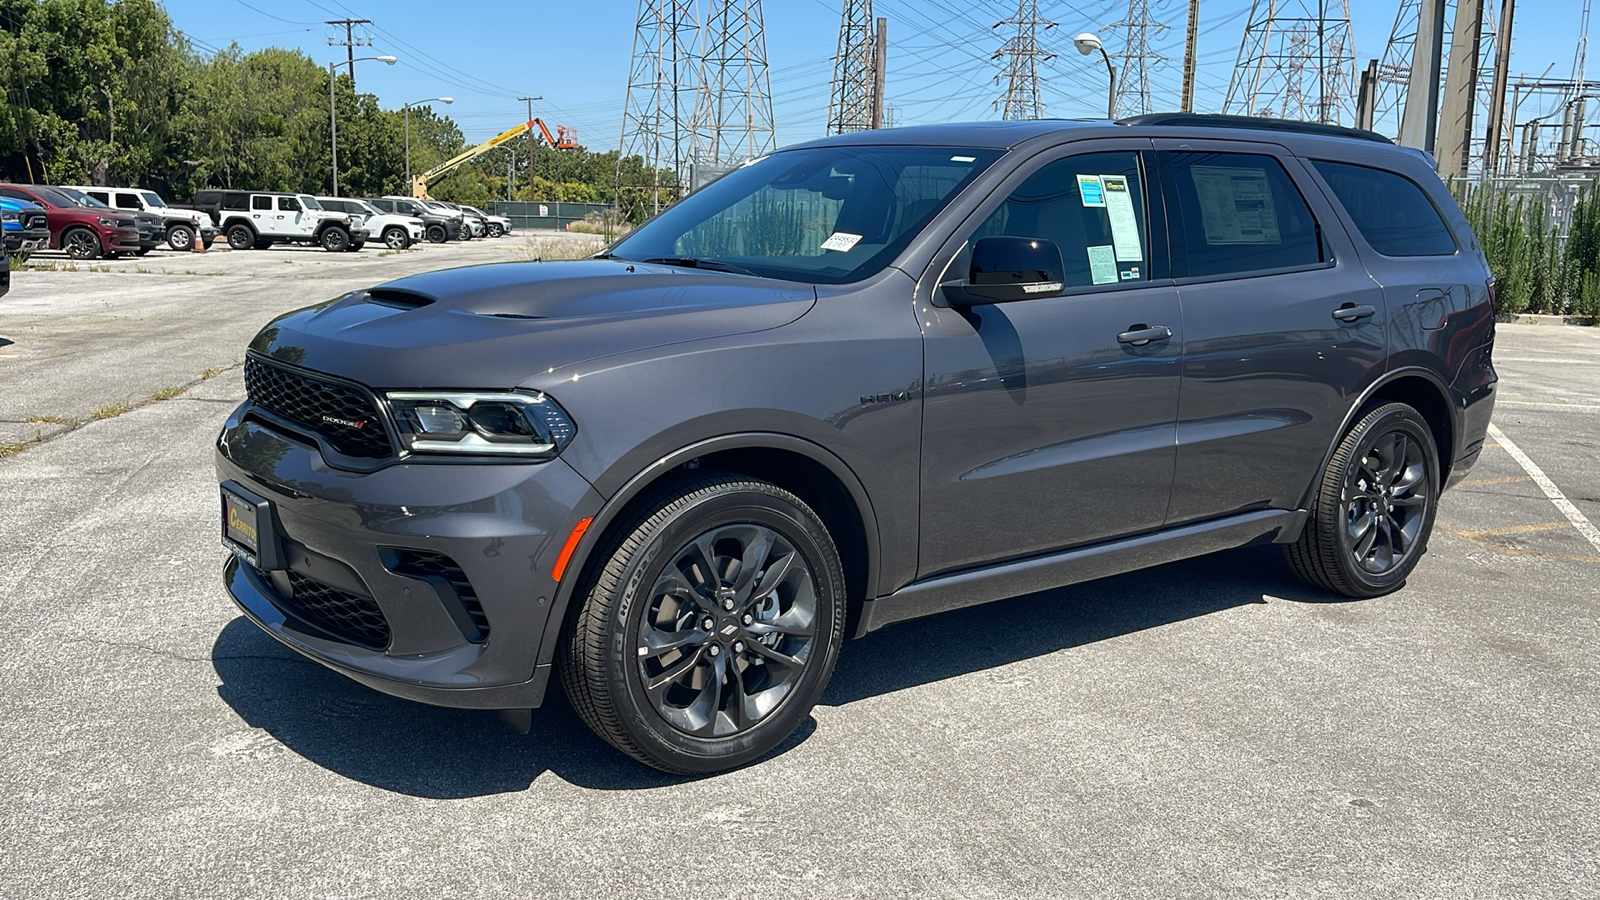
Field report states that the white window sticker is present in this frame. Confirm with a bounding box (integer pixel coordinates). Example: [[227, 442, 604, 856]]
[[1087, 245, 1118, 285], [1077, 175, 1106, 207], [1100, 175, 1143, 262], [950, 155, 977, 163], [820, 231, 863, 252], [1189, 165, 1281, 244]]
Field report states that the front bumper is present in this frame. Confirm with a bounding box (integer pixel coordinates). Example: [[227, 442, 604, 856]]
[[3, 228, 49, 252], [215, 407, 603, 709]]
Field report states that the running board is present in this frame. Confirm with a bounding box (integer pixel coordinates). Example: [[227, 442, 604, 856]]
[[858, 509, 1305, 634]]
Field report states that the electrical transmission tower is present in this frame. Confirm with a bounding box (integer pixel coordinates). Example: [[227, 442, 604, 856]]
[[828, 0, 876, 133], [1373, 0, 1501, 142], [1225, 0, 1358, 125], [618, 1, 701, 214], [1112, 0, 1169, 117], [691, 0, 776, 171], [993, 1, 1055, 120]]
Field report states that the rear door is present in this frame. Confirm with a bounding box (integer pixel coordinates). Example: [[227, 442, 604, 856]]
[[918, 140, 1184, 576], [250, 194, 273, 233], [1154, 138, 1388, 525]]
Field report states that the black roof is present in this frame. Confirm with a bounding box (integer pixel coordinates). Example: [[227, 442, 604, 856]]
[[1117, 112, 1393, 144]]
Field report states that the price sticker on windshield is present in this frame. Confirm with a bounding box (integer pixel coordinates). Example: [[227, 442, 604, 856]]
[[821, 232, 863, 252]]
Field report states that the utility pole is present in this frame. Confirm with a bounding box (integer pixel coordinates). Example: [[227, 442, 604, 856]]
[[994, 1, 1054, 120], [519, 95, 540, 201], [829, 0, 876, 133], [871, 17, 887, 129], [1438, 0, 1486, 178], [1357, 58, 1379, 129], [1485, 0, 1516, 173], [1181, 0, 1199, 112], [325, 19, 373, 89], [1398, 0, 1445, 151]]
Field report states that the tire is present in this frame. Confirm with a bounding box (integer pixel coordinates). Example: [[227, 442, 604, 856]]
[[382, 226, 409, 250], [487, 224, 503, 238], [62, 227, 102, 260], [346, 241, 365, 252], [425, 224, 447, 244], [320, 226, 350, 253], [135, 247, 152, 256], [560, 473, 847, 774], [226, 224, 254, 251], [165, 224, 195, 251], [1285, 402, 1440, 599], [252, 238, 273, 250]]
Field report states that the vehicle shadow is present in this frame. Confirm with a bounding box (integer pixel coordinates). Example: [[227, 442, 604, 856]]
[[211, 544, 1328, 797]]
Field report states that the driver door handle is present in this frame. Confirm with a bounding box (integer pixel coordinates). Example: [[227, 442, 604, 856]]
[[1117, 324, 1173, 346], [1332, 303, 1377, 322]]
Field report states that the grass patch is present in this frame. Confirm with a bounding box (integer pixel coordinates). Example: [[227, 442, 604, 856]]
[[23, 414, 80, 426], [150, 385, 187, 401], [0, 441, 32, 458], [519, 235, 605, 262], [91, 402, 131, 420], [200, 365, 227, 379]]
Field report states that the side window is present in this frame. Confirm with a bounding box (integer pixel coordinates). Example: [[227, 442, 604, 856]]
[[250, 195, 272, 211], [84, 190, 109, 204], [277, 196, 300, 212], [114, 193, 140, 209], [972, 151, 1150, 289], [1312, 160, 1457, 257], [219, 193, 247, 211], [1166, 151, 1324, 278], [0, 189, 29, 203]]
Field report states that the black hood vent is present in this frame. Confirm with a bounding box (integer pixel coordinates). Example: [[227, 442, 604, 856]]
[[365, 289, 434, 310]]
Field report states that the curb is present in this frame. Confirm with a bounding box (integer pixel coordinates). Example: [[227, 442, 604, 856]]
[[1495, 313, 1596, 327]]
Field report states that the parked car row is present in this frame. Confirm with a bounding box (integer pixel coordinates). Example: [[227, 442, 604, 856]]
[[0, 183, 516, 262]]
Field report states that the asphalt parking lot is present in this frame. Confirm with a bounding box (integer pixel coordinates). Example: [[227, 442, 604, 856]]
[[1, 248, 1597, 898]]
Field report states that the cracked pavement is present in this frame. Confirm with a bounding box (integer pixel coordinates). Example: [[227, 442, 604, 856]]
[[1, 248, 1598, 898]]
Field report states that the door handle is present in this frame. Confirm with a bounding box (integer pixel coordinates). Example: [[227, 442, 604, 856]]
[[1117, 324, 1173, 346], [1332, 303, 1377, 322]]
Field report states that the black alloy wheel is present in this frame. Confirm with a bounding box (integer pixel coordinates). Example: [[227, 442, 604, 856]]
[[166, 224, 195, 250], [1286, 402, 1439, 598], [226, 224, 253, 251], [425, 223, 447, 243], [561, 474, 846, 774], [63, 227, 101, 260], [382, 226, 409, 250], [320, 226, 350, 252]]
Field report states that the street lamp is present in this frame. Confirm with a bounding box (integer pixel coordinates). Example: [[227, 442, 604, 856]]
[[329, 54, 398, 196], [404, 97, 454, 193], [1074, 33, 1117, 120]]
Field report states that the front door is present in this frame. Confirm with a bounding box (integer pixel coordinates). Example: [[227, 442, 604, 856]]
[[918, 143, 1183, 578], [1154, 140, 1389, 525]]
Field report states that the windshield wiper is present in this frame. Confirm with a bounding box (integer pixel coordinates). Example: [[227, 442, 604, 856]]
[[640, 256, 759, 277]]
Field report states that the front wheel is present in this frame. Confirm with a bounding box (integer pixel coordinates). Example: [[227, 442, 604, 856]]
[[63, 227, 102, 260], [226, 224, 254, 251], [1285, 402, 1440, 598], [560, 474, 846, 774], [425, 224, 447, 243], [382, 226, 409, 250], [166, 224, 195, 251], [319, 227, 350, 252]]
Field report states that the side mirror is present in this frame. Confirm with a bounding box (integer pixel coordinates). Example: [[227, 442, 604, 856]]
[[942, 235, 1066, 306]]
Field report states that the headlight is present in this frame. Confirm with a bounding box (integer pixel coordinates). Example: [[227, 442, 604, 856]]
[[386, 391, 576, 458], [98, 217, 122, 227], [1, 212, 18, 224]]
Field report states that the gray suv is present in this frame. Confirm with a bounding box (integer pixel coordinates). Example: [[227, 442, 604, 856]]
[[216, 115, 1497, 773]]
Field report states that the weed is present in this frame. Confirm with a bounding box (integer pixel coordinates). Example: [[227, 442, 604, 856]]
[[519, 235, 604, 262], [91, 402, 130, 420], [150, 385, 186, 401], [23, 415, 79, 426], [134, 266, 152, 274], [0, 441, 28, 458], [200, 366, 227, 379]]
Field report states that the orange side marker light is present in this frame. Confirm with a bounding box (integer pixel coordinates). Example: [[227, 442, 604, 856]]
[[551, 517, 593, 582]]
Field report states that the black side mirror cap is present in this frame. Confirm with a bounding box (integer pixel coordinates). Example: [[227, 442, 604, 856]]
[[943, 235, 1067, 306]]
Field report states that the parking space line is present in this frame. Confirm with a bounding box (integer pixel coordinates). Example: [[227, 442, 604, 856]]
[[1456, 474, 1533, 487], [1496, 401, 1600, 411], [1487, 423, 1600, 554]]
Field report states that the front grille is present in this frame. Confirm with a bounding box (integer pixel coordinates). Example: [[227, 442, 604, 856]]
[[281, 571, 391, 650], [245, 356, 394, 459], [24, 212, 44, 231], [386, 549, 489, 642]]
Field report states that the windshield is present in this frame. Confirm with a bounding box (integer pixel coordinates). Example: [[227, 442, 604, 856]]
[[356, 200, 382, 216], [299, 195, 323, 211], [140, 191, 167, 208], [609, 145, 1002, 284], [57, 188, 109, 209]]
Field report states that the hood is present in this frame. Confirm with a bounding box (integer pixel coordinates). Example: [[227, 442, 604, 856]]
[[249, 259, 816, 390]]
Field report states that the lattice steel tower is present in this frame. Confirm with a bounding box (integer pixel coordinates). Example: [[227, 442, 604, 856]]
[[993, 1, 1055, 120], [691, 0, 776, 166], [828, 0, 876, 133], [1372, 0, 1501, 141], [618, 0, 702, 212], [1225, 0, 1359, 124], [1112, 0, 1169, 117]]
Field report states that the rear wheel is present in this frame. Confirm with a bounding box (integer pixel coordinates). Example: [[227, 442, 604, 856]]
[[62, 227, 101, 260], [382, 226, 409, 250], [1285, 403, 1439, 598], [226, 224, 254, 251], [560, 474, 846, 774], [319, 226, 350, 253], [166, 224, 195, 251]]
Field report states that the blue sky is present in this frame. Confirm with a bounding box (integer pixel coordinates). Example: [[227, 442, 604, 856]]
[[163, 0, 1596, 148]]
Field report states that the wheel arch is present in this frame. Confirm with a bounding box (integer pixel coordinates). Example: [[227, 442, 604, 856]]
[[1299, 367, 1457, 509], [221, 217, 256, 236], [537, 433, 883, 672]]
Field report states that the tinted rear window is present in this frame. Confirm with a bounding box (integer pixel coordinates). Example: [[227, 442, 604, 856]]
[[1312, 160, 1457, 257]]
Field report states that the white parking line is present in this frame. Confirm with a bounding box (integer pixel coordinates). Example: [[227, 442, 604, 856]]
[[1496, 401, 1600, 411], [1487, 423, 1600, 554]]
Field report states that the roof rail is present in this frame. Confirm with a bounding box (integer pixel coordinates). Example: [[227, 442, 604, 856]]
[[1116, 113, 1393, 145]]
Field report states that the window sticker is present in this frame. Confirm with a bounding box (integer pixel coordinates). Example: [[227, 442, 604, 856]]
[[820, 231, 863, 252], [1189, 165, 1281, 244], [1101, 175, 1144, 262], [1087, 244, 1118, 285], [950, 155, 977, 163], [1077, 174, 1106, 207]]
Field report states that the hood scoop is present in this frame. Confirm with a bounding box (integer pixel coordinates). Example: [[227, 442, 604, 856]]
[[364, 289, 434, 310]]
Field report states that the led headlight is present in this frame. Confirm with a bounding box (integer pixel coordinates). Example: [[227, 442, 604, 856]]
[[386, 391, 575, 458], [98, 217, 122, 227], [1, 212, 18, 224]]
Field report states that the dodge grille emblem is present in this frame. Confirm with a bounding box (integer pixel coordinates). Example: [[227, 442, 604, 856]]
[[321, 414, 366, 430]]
